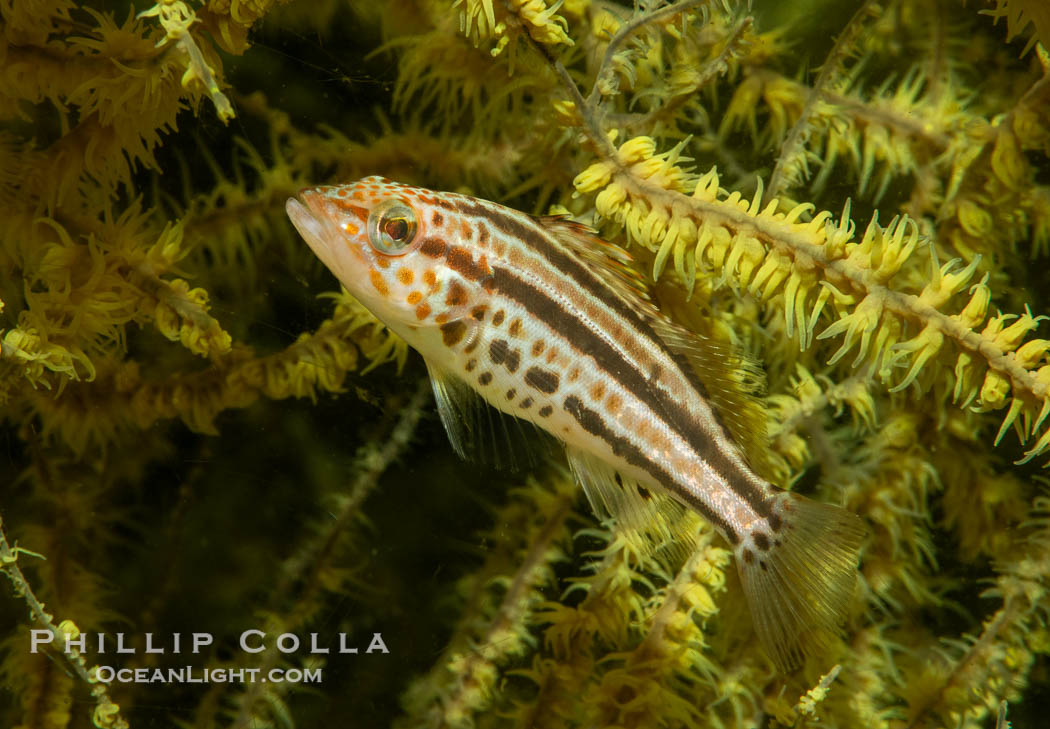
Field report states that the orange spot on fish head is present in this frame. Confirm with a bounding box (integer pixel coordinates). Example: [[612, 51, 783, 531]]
[[369, 268, 390, 297], [301, 187, 369, 250], [305, 178, 458, 329]]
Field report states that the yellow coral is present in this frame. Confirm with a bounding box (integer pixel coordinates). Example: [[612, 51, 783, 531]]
[[3, 1, 1050, 728], [137, 0, 235, 122]]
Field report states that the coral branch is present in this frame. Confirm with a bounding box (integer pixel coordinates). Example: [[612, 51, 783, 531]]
[[765, 0, 880, 203], [0, 514, 128, 729], [573, 135, 1050, 462], [230, 379, 431, 729], [587, 0, 710, 107]]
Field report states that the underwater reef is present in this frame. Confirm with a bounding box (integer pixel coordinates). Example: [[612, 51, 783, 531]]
[[2, 0, 1050, 726]]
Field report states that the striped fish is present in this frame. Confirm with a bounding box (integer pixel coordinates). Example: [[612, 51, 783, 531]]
[[286, 176, 866, 672]]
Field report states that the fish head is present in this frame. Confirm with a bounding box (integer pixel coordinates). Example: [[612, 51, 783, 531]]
[[286, 176, 462, 326]]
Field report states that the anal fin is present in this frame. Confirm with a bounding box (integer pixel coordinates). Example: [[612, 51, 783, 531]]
[[565, 446, 696, 561]]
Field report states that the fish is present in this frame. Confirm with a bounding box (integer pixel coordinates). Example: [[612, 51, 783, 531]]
[[285, 176, 866, 672]]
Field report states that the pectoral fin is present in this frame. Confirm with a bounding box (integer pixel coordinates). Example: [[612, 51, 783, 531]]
[[426, 363, 552, 471]]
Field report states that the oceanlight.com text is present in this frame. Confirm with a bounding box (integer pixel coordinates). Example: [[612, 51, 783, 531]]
[[94, 666, 323, 684]]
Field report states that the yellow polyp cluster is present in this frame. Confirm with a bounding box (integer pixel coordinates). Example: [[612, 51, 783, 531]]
[[588, 6, 621, 42], [152, 278, 232, 357], [521, 521, 736, 728], [508, 0, 574, 47], [400, 474, 576, 727], [92, 700, 125, 729], [455, 0, 573, 63], [769, 664, 843, 726], [983, 0, 1050, 54], [720, 73, 805, 147], [576, 131, 1050, 464], [136, 1, 233, 123], [1, 326, 95, 388]]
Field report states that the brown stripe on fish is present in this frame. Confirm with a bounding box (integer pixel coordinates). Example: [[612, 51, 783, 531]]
[[496, 224, 666, 382], [491, 265, 772, 519], [479, 215, 744, 444], [460, 198, 731, 441], [562, 395, 734, 538], [429, 193, 769, 516], [447, 246, 491, 282], [458, 201, 634, 325], [420, 237, 447, 258]]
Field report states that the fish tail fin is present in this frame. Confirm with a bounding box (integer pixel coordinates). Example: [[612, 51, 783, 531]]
[[735, 491, 866, 672]]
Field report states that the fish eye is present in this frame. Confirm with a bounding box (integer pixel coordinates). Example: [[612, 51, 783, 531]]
[[367, 200, 418, 255]]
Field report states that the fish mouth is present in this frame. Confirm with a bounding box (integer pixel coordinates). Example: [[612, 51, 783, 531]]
[[286, 189, 337, 264], [286, 188, 324, 231]]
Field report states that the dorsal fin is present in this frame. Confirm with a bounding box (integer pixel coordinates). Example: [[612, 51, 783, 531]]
[[536, 214, 772, 476], [535, 215, 654, 311]]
